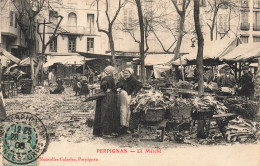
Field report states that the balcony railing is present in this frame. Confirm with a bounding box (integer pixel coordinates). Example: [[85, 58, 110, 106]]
[[240, 23, 250, 30], [253, 23, 260, 31], [62, 26, 96, 35]]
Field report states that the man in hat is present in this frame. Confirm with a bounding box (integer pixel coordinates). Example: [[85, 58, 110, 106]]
[[217, 66, 236, 88], [240, 66, 254, 99]]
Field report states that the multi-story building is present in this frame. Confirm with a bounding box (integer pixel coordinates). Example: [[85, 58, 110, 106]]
[[0, 0, 28, 65], [38, 0, 107, 56], [240, 0, 260, 43]]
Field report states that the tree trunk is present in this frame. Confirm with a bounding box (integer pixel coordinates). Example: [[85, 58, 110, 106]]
[[255, 58, 260, 117], [108, 30, 117, 67], [194, 0, 204, 96], [135, 0, 145, 83], [194, 0, 205, 138], [210, 8, 218, 41], [175, 14, 186, 81]]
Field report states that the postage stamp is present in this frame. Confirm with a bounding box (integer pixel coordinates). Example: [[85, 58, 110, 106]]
[[1, 112, 48, 165]]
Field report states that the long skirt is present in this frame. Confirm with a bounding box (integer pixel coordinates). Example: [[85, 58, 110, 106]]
[[118, 90, 131, 127], [0, 92, 7, 121], [93, 91, 120, 136]]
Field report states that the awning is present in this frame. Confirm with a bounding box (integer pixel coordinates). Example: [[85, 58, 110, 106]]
[[220, 42, 260, 61], [43, 54, 94, 67], [78, 52, 139, 59], [153, 65, 171, 78], [171, 56, 187, 66], [145, 54, 174, 66], [0, 48, 21, 64], [181, 37, 240, 62]]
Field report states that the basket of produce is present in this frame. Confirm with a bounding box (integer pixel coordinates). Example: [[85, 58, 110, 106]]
[[130, 88, 170, 122], [191, 96, 216, 120], [140, 107, 166, 123], [168, 98, 193, 120]]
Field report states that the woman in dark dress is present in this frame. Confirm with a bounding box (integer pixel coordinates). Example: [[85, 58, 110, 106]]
[[50, 76, 64, 94], [117, 68, 142, 133], [93, 66, 120, 137], [73, 76, 81, 96], [79, 76, 90, 97]]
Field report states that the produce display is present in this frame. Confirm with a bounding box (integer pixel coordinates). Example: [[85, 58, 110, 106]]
[[130, 88, 170, 114]]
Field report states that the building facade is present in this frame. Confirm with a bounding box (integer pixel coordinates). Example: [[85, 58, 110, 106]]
[[240, 0, 260, 43], [0, 0, 28, 64], [38, 0, 107, 56]]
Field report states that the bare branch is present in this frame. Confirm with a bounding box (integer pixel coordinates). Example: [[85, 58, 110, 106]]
[[96, 0, 109, 34], [171, 0, 182, 16], [105, 0, 111, 24]]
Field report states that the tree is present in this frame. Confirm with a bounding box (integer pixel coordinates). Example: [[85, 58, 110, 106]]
[[194, 0, 204, 96], [205, 0, 239, 41], [96, 0, 128, 67], [171, 0, 191, 59], [134, 0, 149, 83], [11, 0, 49, 88], [37, 15, 63, 85]]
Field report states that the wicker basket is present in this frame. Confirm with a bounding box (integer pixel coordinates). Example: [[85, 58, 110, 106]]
[[140, 107, 166, 123]]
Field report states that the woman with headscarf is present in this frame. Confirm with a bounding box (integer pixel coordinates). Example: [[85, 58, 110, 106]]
[[117, 68, 142, 134], [93, 66, 120, 137]]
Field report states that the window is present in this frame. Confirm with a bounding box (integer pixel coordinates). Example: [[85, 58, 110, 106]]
[[10, 11, 13, 26], [253, 36, 260, 42], [219, 14, 229, 32], [49, 10, 58, 24], [144, 0, 153, 21], [87, 38, 94, 52], [254, 0, 260, 8], [68, 12, 77, 26], [123, 8, 133, 29], [253, 11, 260, 31], [241, 11, 249, 30], [240, 35, 249, 43], [49, 38, 57, 52], [15, 13, 18, 28], [241, 0, 249, 7], [200, 0, 206, 7], [68, 37, 76, 52], [87, 14, 94, 34]]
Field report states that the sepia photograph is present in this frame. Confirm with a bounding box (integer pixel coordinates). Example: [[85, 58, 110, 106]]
[[0, 0, 260, 165]]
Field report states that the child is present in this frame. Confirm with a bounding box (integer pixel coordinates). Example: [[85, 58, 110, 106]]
[[73, 76, 81, 96], [79, 76, 89, 98]]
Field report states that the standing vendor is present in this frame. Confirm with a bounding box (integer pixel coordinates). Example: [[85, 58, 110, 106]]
[[217, 66, 236, 88], [240, 66, 254, 99]]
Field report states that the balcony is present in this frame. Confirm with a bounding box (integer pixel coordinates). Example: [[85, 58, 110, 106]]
[[62, 26, 96, 35], [253, 23, 260, 31], [240, 23, 250, 31]]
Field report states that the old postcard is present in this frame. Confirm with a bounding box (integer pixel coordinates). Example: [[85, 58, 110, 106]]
[[0, 0, 260, 165]]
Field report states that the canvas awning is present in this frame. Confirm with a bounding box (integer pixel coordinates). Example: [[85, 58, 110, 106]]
[[173, 37, 241, 64], [0, 48, 21, 64], [43, 54, 94, 67], [220, 42, 260, 61], [145, 54, 175, 66], [153, 65, 171, 78]]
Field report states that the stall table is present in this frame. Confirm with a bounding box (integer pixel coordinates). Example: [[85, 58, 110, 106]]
[[190, 113, 237, 138]]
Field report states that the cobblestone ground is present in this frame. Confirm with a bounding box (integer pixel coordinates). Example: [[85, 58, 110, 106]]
[[3, 86, 260, 149], [3, 86, 180, 149]]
